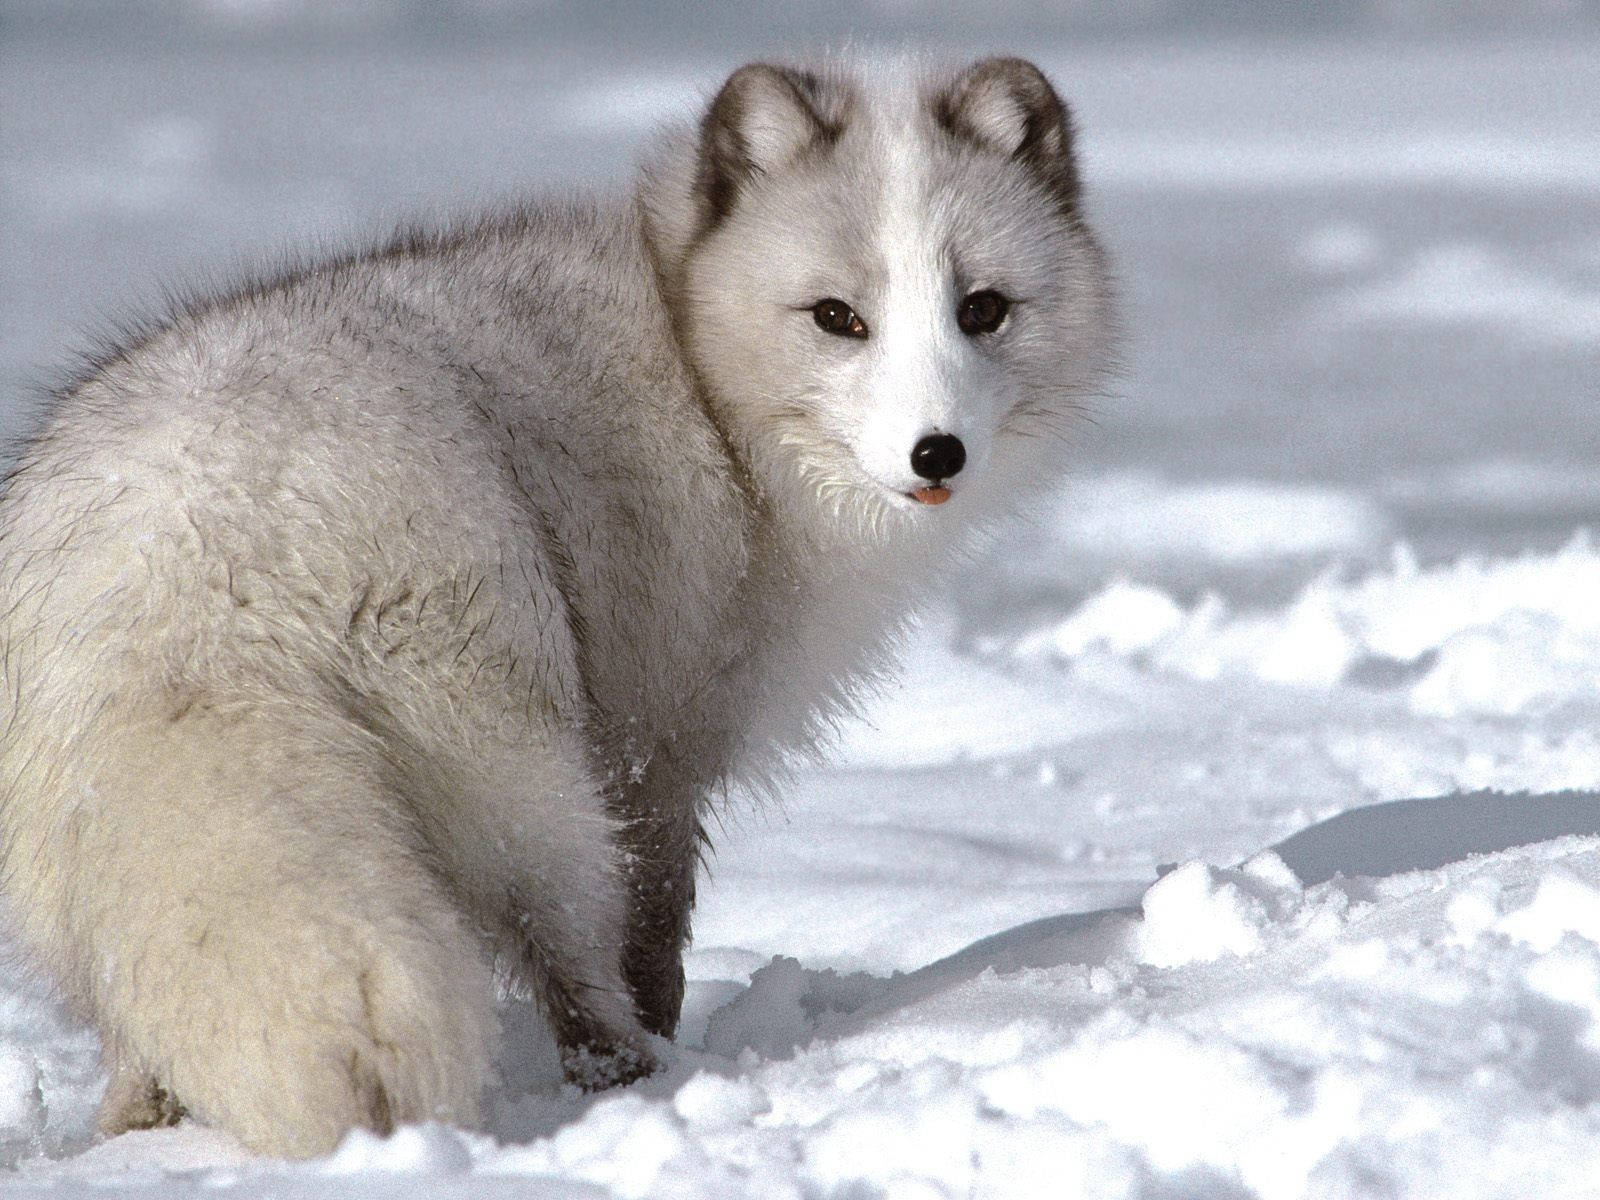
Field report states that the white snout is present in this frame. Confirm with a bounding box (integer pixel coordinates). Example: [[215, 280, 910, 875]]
[[855, 378, 994, 502]]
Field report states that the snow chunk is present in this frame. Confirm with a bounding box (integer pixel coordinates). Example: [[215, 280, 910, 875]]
[[1495, 868, 1600, 952], [322, 1123, 473, 1175], [491, 1094, 700, 1199], [1137, 855, 1302, 968], [702, 957, 885, 1060], [1410, 610, 1599, 718], [1011, 579, 1184, 660], [1444, 875, 1504, 945], [672, 1072, 769, 1129]]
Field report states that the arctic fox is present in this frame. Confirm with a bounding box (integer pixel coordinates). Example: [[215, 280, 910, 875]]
[[0, 56, 1113, 1156]]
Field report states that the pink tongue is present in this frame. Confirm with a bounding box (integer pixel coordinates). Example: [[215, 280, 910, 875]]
[[911, 486, 951, 506]]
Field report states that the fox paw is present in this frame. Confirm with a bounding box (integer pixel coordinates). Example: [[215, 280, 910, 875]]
[[100, 1073, 187, 1136], [560, 1041, 659, 1091]]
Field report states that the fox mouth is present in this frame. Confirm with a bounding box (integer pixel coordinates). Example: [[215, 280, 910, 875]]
[[907, 485, 952, 506]]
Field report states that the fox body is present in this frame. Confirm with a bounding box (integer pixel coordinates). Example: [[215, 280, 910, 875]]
[[0, 56, 1113, 1155]]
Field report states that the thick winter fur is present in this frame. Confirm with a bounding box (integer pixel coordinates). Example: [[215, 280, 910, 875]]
[[0, 56, 1113, 1156]]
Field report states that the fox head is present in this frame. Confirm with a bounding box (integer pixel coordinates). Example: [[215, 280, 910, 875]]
[[641, 56, 1115, 543]]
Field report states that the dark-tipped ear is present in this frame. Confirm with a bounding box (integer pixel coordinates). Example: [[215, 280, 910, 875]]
[[936, 58, 1080, 208], [695, 64, 837, 231]]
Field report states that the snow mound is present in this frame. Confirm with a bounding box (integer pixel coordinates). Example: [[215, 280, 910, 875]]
[[1009, 534, 1600, 715], [543, 833, 1600, 1200], [1136, 852, 1304, 967]]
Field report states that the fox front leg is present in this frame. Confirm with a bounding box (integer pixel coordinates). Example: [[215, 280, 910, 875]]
[[610, 756, 708, 1038]]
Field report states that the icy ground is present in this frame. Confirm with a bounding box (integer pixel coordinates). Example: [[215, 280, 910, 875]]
[[3, 25, 1600, 1200]]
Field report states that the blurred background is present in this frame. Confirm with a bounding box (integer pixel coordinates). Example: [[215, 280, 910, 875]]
[[4, 0, 1599, 612]]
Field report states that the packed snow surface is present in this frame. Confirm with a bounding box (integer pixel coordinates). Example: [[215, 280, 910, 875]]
[[3, 23, 1600, 1200]]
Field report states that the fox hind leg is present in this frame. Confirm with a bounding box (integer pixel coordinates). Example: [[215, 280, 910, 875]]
[[441, 749, 660, 1091], [98, 1048, 185, 1135], [62, 701, 498, 1158]]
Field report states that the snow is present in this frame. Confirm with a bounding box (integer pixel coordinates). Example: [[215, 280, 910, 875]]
[[28, 832, 1600, 1197], [3, 19, 1600, 1200], [1003, 532, 1600, 708]]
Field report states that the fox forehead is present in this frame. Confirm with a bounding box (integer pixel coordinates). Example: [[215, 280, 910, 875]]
[[755, 124, 1070, 310]]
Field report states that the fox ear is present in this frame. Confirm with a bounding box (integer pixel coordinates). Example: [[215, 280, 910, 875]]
[[937, 58, 1080, 208], [696, 64, 836, 230]]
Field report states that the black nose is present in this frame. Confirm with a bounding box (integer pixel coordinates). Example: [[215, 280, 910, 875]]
[[910, 433, 966, 481]]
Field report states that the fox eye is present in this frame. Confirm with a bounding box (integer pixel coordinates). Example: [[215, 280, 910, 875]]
[[812, 299, 868, 339], [957, 290, 1010, 335]]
